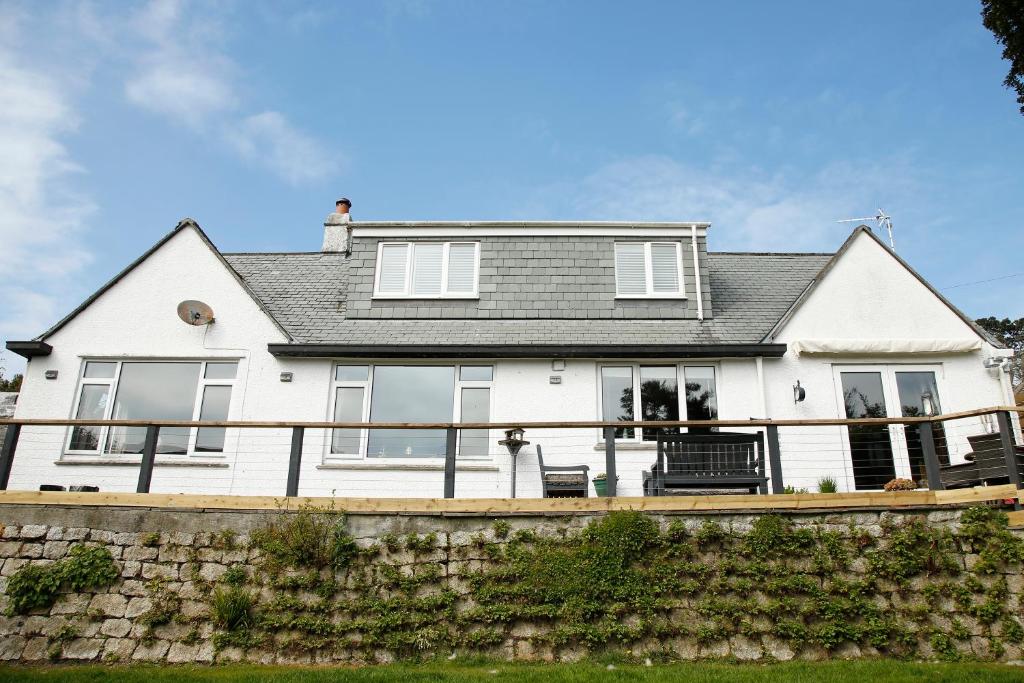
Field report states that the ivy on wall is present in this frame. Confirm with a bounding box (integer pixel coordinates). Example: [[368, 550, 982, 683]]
[[4, 505, 1024, 663], [205, 506, 1024, 661]]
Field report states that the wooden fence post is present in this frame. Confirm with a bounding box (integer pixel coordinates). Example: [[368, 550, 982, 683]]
[[286, 426, 304, 497], [766, 425, 784, 494], [0, 423, 21, 490], [604, 426, 617, 497], [136, 425, 159, 494], [919, 421, 944, 491], [444, 427, 457, 499]]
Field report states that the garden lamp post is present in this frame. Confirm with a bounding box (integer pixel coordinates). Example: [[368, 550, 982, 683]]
[[498, 427, 529, 498]]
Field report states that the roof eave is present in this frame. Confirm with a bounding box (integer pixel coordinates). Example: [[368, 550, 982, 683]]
[[6, 341, 52, 359], [267, 343, 787, 359]]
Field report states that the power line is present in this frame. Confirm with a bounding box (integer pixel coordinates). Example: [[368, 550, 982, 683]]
[[941, 272, 1024, 290]]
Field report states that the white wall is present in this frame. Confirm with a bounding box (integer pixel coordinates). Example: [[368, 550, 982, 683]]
[[764, 230, 1009, 492], [8, 227, 1011, 498]]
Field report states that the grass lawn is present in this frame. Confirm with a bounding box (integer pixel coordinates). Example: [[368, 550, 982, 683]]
[[1, 662, 1023, 682]]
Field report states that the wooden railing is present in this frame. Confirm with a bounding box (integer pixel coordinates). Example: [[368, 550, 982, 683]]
[[1, 406, 1022, 502]]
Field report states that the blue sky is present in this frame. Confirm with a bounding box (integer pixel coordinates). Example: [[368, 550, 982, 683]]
[[1, 0, 1023, 375]]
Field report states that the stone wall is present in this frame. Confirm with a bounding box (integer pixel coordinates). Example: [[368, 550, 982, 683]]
[[0, 503, 1022, 665]]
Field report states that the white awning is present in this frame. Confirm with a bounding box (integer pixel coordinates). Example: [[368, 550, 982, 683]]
[[791, 338, 983, 355]]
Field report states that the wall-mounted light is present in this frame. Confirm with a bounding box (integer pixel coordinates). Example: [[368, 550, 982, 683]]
[[552, 360, 566, 371], [280, 372, 293, 382], [44, 370, 58, 380], [921, 390, 935, 417], [793, 381, 806, 403]]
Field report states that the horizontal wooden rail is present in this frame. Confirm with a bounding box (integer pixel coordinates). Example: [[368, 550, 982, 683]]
[[0, 484, 1015, 514], [0, 405, 1021, 430]]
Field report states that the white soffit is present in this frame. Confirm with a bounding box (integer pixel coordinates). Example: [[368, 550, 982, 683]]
[[791, 338, 983, 355]]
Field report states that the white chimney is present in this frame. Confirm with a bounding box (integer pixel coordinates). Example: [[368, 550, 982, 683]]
[[323, 198, 352, 252]]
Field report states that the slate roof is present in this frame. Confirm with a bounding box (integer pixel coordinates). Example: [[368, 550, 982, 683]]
[[222, 251, 833, 346]]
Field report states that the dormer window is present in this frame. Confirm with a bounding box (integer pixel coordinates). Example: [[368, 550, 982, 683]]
[[614, 242, 686, 298], [374, 242, 480, 298]]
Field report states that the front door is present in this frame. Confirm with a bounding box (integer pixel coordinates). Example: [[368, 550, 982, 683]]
[[834, 365, 946, 490]]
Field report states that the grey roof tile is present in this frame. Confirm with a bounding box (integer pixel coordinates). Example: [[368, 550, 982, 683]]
[[223, 250, 832, 346]]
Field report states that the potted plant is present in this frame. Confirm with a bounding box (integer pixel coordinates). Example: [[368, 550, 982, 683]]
[[592, 473, 617, 497], [883, 478, 917, 492]]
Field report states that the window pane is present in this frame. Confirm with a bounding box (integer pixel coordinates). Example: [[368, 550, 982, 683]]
[[69, 385, 109, 450], [377, 243, 409, 293], [459, 365, 493, 381], [895, 371, 949, 483], [460, 387, 490, 457], [331, 386, 365, 455], [447, 243, 477, 293], [195, 385, 231, 452], [367, 366, 454, 457], [84, 362, 116, 379], [106, 362, 200, 455], [204, 362, 238, 380], [601, 366, 634, 439], [335, 365, 369, 382], [650, 243, 680, 293], [684, 366, 718, 434], [640, 366, 679, 440], [840, 372, 896, 490], [412, 243, 443, 296], [615, 243, 647, 295]]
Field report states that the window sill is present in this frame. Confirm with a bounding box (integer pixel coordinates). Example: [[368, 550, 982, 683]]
[[317, 462, 499, 472], [614, 295, 688, 300], [56, 456, 229, 468], [371, 295, 480, 301]]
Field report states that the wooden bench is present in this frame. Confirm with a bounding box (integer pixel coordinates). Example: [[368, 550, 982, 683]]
[[645, 432, 768, 496]]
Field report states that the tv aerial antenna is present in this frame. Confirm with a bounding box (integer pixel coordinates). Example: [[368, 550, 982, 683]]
[[837, 209, 895, 250]]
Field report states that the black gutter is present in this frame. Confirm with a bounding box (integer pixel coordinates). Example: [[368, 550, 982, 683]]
[[6, 341, 52, 359], [267, 343, 788, 359]]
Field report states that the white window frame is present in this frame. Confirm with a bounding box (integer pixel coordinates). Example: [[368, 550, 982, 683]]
[[613, 241, 686, 299], [596, 362, 719, 443], [372, 241, 481, 299], [64, 359, 239, 457], [326, 362, 495, 461]]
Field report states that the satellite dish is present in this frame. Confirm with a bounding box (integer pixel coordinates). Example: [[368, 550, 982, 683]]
[[177, 300, 215, 326]]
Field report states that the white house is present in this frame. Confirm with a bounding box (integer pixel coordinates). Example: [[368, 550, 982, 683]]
[[4, 212, 1017, 498]]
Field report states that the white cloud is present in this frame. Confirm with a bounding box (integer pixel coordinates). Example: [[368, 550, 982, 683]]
[[533, 155, 920, 252], [227, 111, 340, 185], [125, 61, 236, 127], [116, 0, 335, 182], [0, 40, 95, 373], [123, 0, 236, 128]]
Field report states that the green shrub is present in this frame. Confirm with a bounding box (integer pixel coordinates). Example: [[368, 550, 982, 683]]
[[58, 545, 119, 591], [817, 476, 838, 494], [5, 564, 62, 614], [250, 505, 357, 570], [221, 565, 248, 587], [212, 586, 255, 631], [5, 544, 119, 615]]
